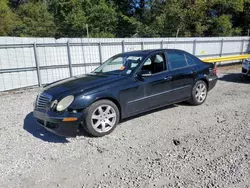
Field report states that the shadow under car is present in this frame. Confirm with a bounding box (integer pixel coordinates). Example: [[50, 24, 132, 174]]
[[23, 112, 70, 143]]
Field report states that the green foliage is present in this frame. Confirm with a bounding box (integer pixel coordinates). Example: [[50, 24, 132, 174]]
[[87, 0, 118, 37], [154, 0, 186, 37], [12, 1, 56, 37], [0, 0, 16, 36], [184, 0, 208, 36], [211, 15, 233, 36], [116, 14, 140, 37], [2, 0, 250, 37], [48, 0, 87, 37], [212, 0, 245, 13]]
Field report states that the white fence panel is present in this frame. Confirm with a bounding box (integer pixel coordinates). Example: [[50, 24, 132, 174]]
[[40, 68, 70, 85], [102, 45, 122, 62], [196, 41, 221, 56], [223, 40, 243, 54], [0, 36, 250, 91], [0, 71, 38, 91], [125, 44, 142, 52]]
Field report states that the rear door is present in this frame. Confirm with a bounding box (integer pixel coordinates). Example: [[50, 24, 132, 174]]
[[166, 51, 197, 102]]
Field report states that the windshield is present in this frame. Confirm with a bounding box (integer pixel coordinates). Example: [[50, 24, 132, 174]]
[[93, 54, 144, 75]]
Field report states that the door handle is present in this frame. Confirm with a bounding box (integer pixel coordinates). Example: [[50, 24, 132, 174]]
[[164, 76, 172, 81]]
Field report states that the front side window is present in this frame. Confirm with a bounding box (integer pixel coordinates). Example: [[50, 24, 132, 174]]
[[94, 55, 144, 75], [167, 51, 187, 69], [141, 53, 166, 74]]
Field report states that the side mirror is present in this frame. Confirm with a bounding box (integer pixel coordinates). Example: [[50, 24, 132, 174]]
[[138, 70, 152, 77]]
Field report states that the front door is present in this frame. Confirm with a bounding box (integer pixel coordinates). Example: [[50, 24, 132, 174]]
[[139, 52, 173, 110]]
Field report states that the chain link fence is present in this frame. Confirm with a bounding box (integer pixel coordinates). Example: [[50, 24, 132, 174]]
[[0, 37, 249, 91]]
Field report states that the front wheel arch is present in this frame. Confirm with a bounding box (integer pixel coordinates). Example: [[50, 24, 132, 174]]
[[92, 97, 122, 121], [84, 99, 120, 137]]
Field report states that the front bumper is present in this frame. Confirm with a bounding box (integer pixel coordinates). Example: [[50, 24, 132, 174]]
[[33, 109, 83, 137]]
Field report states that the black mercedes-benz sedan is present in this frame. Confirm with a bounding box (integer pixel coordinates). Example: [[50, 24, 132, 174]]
[[33, 49, 217, 137]]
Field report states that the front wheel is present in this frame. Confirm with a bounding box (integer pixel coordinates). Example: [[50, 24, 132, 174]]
[[84, 99, 120, 137], [188, 80, 207, 105]]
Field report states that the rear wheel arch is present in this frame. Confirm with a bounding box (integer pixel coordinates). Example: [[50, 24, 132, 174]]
[[200, 78, 208, 89], [195, 75, 209, 90]]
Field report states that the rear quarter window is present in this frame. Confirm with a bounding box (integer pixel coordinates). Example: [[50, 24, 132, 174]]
[[185, 52, 203, 65], [185, 54, 196, 66]]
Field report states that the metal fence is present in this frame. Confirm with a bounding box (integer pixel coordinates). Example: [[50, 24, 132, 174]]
[[0, 37, 249, 91]]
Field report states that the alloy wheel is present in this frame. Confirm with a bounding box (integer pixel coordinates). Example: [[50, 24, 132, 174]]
[[195, 83, 207, 103], [91, 105, 117, 133]]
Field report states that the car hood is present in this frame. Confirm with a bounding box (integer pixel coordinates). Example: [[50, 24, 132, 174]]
[[42, 73, 126, 99]]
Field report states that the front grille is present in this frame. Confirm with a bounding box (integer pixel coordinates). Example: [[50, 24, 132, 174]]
[[36, 93, 52, 110]]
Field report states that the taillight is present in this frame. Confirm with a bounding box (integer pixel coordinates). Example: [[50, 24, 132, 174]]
[[209, 66, 217, 76], [213, 67, 217, 75]]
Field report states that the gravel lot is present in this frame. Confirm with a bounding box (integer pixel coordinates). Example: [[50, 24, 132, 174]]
[[0, 65, 250, 188]]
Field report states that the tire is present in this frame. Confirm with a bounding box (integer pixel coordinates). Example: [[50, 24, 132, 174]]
[[188, 80, 207, 105], [84, 99, 120, 137]]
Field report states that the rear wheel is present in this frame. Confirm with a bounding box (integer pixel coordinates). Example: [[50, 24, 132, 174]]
[[84, 100, 120, 137], [188, 80, 207, 105]]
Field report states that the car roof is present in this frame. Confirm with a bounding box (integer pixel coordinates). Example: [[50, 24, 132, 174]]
[[119, 49, 187, 56]]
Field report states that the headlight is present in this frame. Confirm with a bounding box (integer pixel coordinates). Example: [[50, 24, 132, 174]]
[[56, 95, 74, 112]]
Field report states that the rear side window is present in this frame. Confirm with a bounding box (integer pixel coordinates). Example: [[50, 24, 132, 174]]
[[167, 51, 187, 69]]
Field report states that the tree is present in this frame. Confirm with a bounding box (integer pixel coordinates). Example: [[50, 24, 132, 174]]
[[241, 1, 250, 33], [0, 0, 16, 36], [9, 0, 28, 8], [206, 0, 247, 36], [183, 0, 209, 36], [13, 1, 56, 37], [1, 0, 250, 38], [48, 0, 88, 37], [208, 14, 242, 36], [136, 0, 186, 37], [87, 0, 118, 37], [110, 0, 133, 15], [110, 0, 140, 37]]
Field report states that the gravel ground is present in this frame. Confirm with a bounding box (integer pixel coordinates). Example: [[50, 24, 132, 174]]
[[0, 65, 250, 188]]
